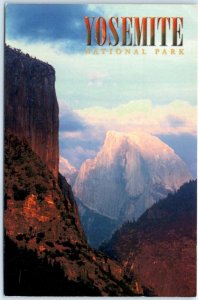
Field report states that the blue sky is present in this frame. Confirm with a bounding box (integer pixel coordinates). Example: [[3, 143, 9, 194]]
[[5, 4, 197, 176]]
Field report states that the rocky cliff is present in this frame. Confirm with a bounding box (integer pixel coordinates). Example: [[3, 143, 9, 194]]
[[4, 131, 141, 296], [5, 45, 59, 178], [100, 180, 197, 296], [4, 46, 143, 296]]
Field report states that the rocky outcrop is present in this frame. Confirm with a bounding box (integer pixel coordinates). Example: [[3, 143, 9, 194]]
[[5, 45, 59, 178], [100, 180, 197, 296], [4, 131, 142, 296]]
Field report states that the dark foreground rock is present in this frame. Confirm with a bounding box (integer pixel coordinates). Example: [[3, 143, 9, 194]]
[[100, 180, 197, 296], [4, 131, 142, 296]]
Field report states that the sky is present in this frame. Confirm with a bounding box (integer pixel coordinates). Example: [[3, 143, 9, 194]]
[[5, 4, 197, 177]]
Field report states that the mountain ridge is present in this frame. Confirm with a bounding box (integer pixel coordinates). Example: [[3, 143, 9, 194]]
[[100, 180, 197, 296]]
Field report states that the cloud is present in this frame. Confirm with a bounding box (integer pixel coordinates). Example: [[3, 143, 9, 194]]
[[59, 102, 86, 132], [88, 71, 108, 81], [88, 71, 108, 87], [6, 4, 85, 41], [5, 4, 92, 52], [165, 115, 186, 128], [75, 99, 196, 136], [60, 145, 98, 169]]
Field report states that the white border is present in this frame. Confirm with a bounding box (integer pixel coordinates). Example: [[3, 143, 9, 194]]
[[0, 1, 197, 300]]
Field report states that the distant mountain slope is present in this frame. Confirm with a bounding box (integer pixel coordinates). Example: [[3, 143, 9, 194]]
[[59, 155, 78, 186], [76, 198, 118, 249], [100, 180, 197, 296]]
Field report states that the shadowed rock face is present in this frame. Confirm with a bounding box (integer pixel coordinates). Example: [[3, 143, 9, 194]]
[[100, 180, 197, 296], [4, 131, 141, 296], [5, 45, 59, 179]]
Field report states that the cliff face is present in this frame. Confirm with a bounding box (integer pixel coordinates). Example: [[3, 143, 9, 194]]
[[100, 180, 197, 296], [4, 46, 143, 296], [4, 132, 141, 296], [5, 45, 59, 178]]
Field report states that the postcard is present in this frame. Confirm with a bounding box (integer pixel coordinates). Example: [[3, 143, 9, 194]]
[[4, 3, 197, 296]]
